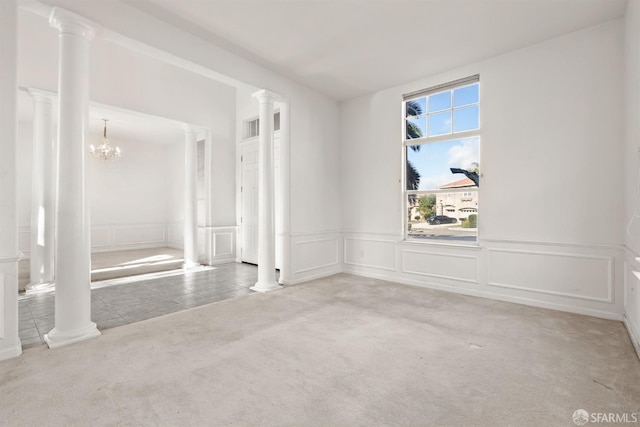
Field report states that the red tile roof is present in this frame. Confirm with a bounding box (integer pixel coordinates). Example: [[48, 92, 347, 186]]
[[438, 177, 476, 189]]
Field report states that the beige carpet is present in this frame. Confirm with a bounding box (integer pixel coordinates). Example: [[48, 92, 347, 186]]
[[1, 274, 639, 426]]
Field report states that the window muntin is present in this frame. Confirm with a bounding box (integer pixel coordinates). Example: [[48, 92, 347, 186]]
[[403, 78, 480, 243], [405, 82, 480, 141], [242, 112, 281, 140]]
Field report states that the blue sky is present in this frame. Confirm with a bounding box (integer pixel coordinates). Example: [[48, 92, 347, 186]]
[[407, 137, 479, 190]]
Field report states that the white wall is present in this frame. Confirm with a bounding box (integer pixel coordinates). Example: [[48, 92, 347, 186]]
[[341, 20, 625, 320], [87, 140, 169, 226], [86, 138, 172, 251], [624, 0, 640, 357]]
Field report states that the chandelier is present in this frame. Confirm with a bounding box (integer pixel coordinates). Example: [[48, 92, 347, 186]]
[[89, 119, 121, 160]]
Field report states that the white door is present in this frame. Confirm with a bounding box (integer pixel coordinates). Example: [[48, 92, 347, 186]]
[[240, 136, 281, 267]]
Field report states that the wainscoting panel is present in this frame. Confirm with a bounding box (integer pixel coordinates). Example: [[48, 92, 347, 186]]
[[487, 249, 613, 303], [401, 249, 478, 283], [214, 233, 234, 257], [341, 232, 623, 320], [114, 225, 165, 246], [167, 223, 183, 249], [0, 273, 3, 339], [290, 232, 341, 283], [200, 226, 237, 265], [88, 224, 167, 252], [91, 227, 112, 249], [623, 253, 640, 358], [343, 237, 396, 271]]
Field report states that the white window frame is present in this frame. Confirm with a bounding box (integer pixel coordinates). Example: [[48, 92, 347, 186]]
[[243, 111, 281, 140], [402, 75, 481, 244]]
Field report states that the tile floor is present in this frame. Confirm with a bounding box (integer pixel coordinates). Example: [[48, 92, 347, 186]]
[[19, 262, 259, 349]]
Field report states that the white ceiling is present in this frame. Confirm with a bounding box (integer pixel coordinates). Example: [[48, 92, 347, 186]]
[[124, 0, 628, 100]]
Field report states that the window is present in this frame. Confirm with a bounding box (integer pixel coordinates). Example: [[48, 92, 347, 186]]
[[243, 112, 281, 140], [404, 75, 480, 242], [244, 118, 259, 139]]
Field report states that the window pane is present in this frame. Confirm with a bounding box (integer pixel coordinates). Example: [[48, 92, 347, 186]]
[[428, 111, 451, 136], [428, 91, 451, 112], [274, 112, 280, 131], [453, 105, 479, 132], [406, 137, 479, 191], [407, 193, 477, 242], [406, 98, 426, 117], [454, 84, 479, 107], [406, 116, 426, 140]]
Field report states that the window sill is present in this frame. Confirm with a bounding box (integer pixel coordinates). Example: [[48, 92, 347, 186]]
[[402, 237, 482, 249]]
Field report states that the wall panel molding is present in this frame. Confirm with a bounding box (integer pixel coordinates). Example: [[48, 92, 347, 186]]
[[343, 237, 396, 271], [200, 226, 237, 265], [401, 249, 479, 284], [91, 223, 167, 252], [289, 232, 341, 283], [623, 252, 640, 360], [0, 273, 3, 339], [486, 248, 613, 303], [340, 232, 623, 320]]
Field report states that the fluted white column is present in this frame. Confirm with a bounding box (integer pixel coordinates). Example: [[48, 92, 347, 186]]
[[251, 90, 281, 292], [26, 89, 56, 292], [45, 8, 100, 348], [183, 126, 200, 269], [0, 0, 22, 361]]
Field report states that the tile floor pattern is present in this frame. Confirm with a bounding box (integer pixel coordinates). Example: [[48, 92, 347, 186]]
[[19, 263, 259, 349]]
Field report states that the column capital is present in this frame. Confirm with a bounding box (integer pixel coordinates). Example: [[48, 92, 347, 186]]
[[27, 88, 55, 104], [252, 89, 281, 104], [49, 7, 98, 41], [183, 125, 207, 142], [182, 124, 200, 135]]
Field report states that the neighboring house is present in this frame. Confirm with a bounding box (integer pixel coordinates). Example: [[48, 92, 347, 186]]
[[436, 177, 478, 220]]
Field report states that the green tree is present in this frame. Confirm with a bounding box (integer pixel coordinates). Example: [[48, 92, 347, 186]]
[[418, 195, 436, 220]]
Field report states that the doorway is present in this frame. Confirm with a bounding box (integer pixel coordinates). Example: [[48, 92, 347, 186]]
[[239, 133, 281, 268]]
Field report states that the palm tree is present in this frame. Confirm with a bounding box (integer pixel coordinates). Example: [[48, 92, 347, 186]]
[[405, 100, 423, 196]]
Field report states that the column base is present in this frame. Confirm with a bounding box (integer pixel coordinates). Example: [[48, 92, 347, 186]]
[[44, 322, 101, 349], [25, 281, 55, 293], [183, 262, 200, 270], [251, 281, 282, 293]]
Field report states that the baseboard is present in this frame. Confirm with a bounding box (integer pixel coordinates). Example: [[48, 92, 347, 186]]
[[342, 266, 623, 322], [166, 241, 183, 250], [623, 314, 640, 361], [206, 257, 236, 266], [91, 242, 172, 254], [0, 342, 22, 361], [283, 265, 342, 286]]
